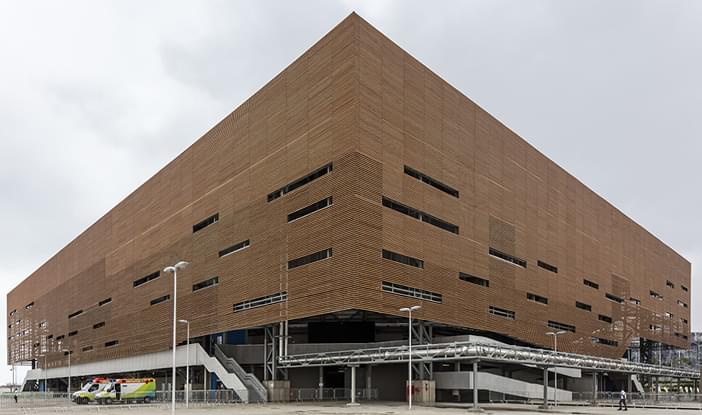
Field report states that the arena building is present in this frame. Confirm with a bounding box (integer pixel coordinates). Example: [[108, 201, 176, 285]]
[[7, 13, 695, 403]]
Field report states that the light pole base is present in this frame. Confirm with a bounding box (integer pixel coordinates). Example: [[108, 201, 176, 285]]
[[346, 402, 360, 406], [467, 408, 484, 413]]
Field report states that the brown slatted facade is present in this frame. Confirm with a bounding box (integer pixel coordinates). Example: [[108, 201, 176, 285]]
[[7, 14, 691, 369]]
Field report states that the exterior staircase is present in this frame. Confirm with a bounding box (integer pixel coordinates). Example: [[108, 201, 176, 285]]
[[214, 344, 268, 403]]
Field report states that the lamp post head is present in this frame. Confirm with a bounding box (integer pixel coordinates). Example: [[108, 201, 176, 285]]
[[546, 331, 567, 336], [178, 319, 189, 324], [400, 305, 421, 312], [164, 261, 190, 274]]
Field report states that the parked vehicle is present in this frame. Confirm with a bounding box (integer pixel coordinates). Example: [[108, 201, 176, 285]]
[[72, 377, 111, 405], [94, 378, 156, 404]]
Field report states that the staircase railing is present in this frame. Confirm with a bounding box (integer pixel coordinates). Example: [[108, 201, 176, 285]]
[[214, 345, 268, 402]]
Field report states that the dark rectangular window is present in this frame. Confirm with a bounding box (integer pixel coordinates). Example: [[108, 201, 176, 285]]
[[459, 272, 489, 287], [98, 297, 112, 306], [46, 334, 53, 340], [68, 330, 78, 337], [583, 279, 599, 289], [548, 320, 576, 333], [193, 213, 219, 233], [382, 281, 442, 303], [591, 337, 618, 347], [25, 302, 34, 309], [105, 340, 119, 348], [488, 306, 515, 320], [605, 293, 624, 304], [267, 163, 333, 202], [288, 197, 332, 222], [133, 271, 160, 288], [404, 166, 459, 198], [234, 292, 288, 312], [56, 335, 65, 341], [382, 249, 424, 269], [537, 260, 558, 273], [9, 309, 16, 317], [382, 197, 459, 234], [193, 276, 219, 292], [649, 324, 662, 332], [598, 314, 613, 324], [666, 280, 675, 288], [650, 290, 663, 300], [677, 300, 688, 308], [576, 301, 592, 312], [288, 248, 332, 270], [219, 239, 250, 257], [68, 309, 83, 319], [630, 297, 641, 305], [82, 345, 93, 352], [93, 322, 105, 329], [527, 293, 548, 305], [489, 247, 527, 268], [150, 295, 170, 306], [681, 285, 688, 292], [681, 318, 688, 325]]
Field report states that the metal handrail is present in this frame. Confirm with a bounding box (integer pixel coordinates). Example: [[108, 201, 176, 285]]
[[214, 345, 267, 402]]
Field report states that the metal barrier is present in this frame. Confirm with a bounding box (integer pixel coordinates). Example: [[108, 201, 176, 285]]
[[0, 389, 243, 409], [569, 392, 702, 409], [478, 390, 702, 408], [290, 387, 378, 401]]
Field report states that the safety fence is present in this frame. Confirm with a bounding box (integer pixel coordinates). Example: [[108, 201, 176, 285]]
[[444, 390, 702, 409], [571, 391, 702, 409], [289, 387, 378, 401], [0, 389, 242, 409]]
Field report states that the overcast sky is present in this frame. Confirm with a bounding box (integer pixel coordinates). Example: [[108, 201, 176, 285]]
[[1, 0, 700, 385]]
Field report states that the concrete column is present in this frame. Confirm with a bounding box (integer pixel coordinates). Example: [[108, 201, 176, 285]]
[[473, 361, 479, 410], [543, 367, 549, 409], [627, 373, 632, 402], [654, 376, 659, 402], [318, 367, 324, 400], [204, 368, 209, 404], [347, 365, 359, 406], [366, 365, 372, 400], [592, 372, 597, 404]]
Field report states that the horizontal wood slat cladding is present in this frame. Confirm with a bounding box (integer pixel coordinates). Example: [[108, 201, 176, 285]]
[[8, 14, 690, 367]]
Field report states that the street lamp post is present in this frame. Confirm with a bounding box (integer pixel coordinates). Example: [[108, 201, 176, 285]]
[[400, 305, 421, 410], [178, 319, 190, 408], [546, 331, 566, 406], [164, 261, 190, 415]]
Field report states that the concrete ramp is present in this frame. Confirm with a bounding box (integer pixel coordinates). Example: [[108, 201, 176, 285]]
[[434, 370, 572, 401], [22, 344, 250, 402]]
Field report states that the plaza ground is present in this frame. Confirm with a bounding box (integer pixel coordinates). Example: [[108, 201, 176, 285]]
[[0, 402, 701, 415]]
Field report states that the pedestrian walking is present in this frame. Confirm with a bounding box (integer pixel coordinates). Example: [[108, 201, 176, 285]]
[[618, 388, 628, 411]]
